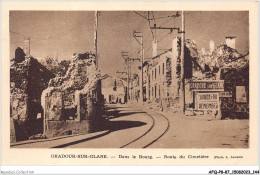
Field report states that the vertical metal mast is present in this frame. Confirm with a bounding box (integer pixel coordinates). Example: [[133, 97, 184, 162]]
[[140, 33, 144, 103], [94, 11, 99, 68], [180, 10, 185, 114], [133, 31, 144, 103]]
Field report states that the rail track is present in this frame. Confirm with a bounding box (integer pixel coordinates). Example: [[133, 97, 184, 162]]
[[121, 111, 170, 148]]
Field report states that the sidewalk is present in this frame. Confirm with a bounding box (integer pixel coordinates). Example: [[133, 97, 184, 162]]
[[129, 102, 249, 148], [11, 130, 110, 148]]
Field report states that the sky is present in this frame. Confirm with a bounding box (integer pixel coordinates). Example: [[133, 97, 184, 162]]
[[10, 11, 249, 76]]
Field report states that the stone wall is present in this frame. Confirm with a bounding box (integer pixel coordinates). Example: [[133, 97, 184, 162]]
[[42, 53, 105, 138], [10, 49, 55, 142]]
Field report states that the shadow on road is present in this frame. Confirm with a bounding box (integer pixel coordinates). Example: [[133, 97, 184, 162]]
[[13, 105, 147, 148], [52, 120, 147, 148], [105, 105, 145, 120], [108, 120, 146, 131], [105, 105, 129, 110], [107, 111, 145, 120]]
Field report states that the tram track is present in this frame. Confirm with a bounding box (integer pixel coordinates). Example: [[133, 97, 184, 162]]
[[121, 111, 170, 148], [120, 112, 155, 148]]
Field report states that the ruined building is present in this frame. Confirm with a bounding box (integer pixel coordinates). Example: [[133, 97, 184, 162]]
[[41, 53, 104, 138], [140, 35, 248, 119], [10, 48, 55, 142], [39, 56, 71, 77], [11, 44, 104, 142]]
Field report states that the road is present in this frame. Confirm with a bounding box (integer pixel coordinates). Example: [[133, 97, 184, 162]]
[[11, 104, 170, 148]]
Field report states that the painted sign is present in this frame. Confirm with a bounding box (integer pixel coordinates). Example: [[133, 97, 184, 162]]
[[197, 93, 219, 101], [219, 91, 232, 98], [190, 80, 224, 91], [196, 93, 219, 110], [198, 102, 219, 110], [236, 86, 247, 103]]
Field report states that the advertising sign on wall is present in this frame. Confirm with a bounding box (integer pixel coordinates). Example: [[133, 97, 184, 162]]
[[219, 91, 232, 98], [190, 80, 224, 91], [197, 93, 219, 110], [198, 102, 219, 110], [197, 93, 219, 101]]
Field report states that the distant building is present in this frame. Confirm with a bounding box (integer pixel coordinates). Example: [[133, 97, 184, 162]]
[[101, 75, 127, 104]]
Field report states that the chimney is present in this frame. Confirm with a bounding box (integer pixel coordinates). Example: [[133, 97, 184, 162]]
[[209, 40, 214, 54], [152, 39, 157, 57], [55, 52, 58, 61], [225, 36, 236, 49], [23, 37, 30, 55], [201, 48, 206, 54]]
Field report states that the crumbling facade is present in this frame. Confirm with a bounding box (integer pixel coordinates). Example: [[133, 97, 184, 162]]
[[39, 56, 71, 77], [143, 37, 193, 111], [41, 53, 104, 138], [10, 48, 55, 142], [10, 48, 105, 142], [184, 39, 249, 119]]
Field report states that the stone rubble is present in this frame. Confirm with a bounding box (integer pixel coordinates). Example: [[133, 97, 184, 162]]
[[41, 52, 104, 138]]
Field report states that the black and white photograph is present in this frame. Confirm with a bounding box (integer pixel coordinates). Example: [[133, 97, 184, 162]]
[[9, 10, 250, 149]]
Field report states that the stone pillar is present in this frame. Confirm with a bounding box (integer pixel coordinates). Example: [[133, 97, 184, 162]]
[[86, 92, 94, 119], [184, 79, 193, 107], [44, 91, 63, 121], [75, 90, 81, 121]]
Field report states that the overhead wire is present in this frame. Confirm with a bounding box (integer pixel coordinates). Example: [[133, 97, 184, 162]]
[[131, 11, 181, 58], [133, 11, 148, 20], [10, 15, 89, 45]]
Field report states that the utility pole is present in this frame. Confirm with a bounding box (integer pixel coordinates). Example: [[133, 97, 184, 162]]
[[129, 59, 132, 101], [129, 57, 141, 101], [133, 31, 144, 103], [94, 11, 99, 68], [180, 10, 185, 114], [121, 51, 141, 103], [121, 51, 130, 103]]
